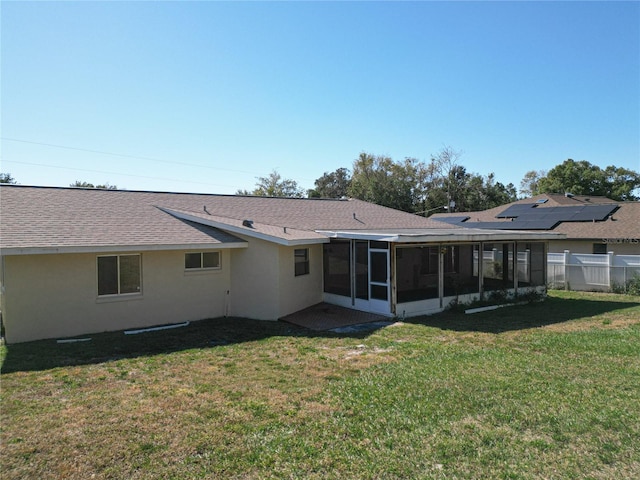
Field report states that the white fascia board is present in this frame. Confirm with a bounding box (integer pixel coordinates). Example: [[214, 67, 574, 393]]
[[317, 231, 415, 242], [317, 229, 566, 243], [161, 207, 328, 247], [0, 242, 248, 256]]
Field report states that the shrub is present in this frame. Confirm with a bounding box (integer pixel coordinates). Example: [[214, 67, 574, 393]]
[[627, 274, 640, 296], [611, 274, 640, 296]]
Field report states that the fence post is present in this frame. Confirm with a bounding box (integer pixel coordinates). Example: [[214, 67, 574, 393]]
[[563, 250, 570, 290], [607, 251, 614, 290]]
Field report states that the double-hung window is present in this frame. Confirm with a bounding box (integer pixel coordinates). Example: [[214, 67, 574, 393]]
[[98, 254, 141, 296], [294, 248, 310, 276], [185, 251, 221, 270]]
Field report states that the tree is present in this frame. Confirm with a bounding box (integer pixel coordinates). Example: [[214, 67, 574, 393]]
[[345, 148, 516, 215], [519, 170, 546, 197], [535, 159, 640, 201], [419, 146, 518, 213], [70, 181, 118, 189], [237, 170, 305, 198], [348, 153, 424, 212], [309, 168, 351, 198], [603, 165, 640, 201], [478, 173, 518, 209], [417, 146, 464, 214], [0, 173, 17, 184], [537, 159, 606, 197]]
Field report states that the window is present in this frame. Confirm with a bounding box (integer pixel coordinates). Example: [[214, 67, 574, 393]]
[[396, 246, 439, 303], [323, 241, 350, 296], [295, 248, 310, 276], [185, 251, 221, 270], [593, 243, 607, 255], [98, 254, 141, 296], [483, 242, 514, 292], [517, 242, 545, 287]]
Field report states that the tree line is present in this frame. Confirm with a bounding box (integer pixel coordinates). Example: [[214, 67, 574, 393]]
[[239, 148, 640, 215]]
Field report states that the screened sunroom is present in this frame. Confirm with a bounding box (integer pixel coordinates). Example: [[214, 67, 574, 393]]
[[319, 229, 559, 318]]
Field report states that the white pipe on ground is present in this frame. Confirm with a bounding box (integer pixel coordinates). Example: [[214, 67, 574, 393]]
[[124, 321, 190, 335]]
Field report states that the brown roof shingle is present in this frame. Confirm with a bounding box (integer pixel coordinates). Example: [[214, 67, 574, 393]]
[[0, 185, 451, 252]]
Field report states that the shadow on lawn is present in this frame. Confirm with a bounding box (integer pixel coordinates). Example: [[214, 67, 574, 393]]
[[407, 295, 640, 334], [0, 316, 374, 374], [3, 295, 638, 373]]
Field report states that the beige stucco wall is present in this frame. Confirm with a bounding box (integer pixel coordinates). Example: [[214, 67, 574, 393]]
[[1, 249, 231, 343], [549, 240, 640, 255], [229, 236, 281, 320], [228, 235, 324, 320], [278, 244, 324, 318]]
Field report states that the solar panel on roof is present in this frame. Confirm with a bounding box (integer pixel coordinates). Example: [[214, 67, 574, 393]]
[[434, 216, 470, 225], [495, 203, 536, 218], [515, 219, 562, 229], [492, 203, 617, 225], [461, 219, 559, 230], [570, 205, 617, 221]]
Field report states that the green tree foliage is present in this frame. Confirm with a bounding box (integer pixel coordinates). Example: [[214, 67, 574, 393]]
[[534, 159, 639, 201], [0, 173, 17, 184], [604, 165, 640, 201], [342, 149, 517, 214], [464, 172, 518, 212], [308, 167, 351, 198], [348, 153, 424, 212], [237, 170, 305, 198], [70, 181, 118, 189]]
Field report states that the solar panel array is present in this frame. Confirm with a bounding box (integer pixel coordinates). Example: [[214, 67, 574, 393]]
[[444, 203, 618, 230]]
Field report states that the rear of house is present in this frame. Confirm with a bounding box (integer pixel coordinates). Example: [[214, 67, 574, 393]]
[[0, 185, 561, 343]]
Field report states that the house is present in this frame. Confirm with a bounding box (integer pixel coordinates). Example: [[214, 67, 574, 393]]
[[432, 193, 640, 255], [0, 185, 562, 343]]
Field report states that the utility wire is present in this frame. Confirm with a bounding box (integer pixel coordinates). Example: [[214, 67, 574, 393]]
[[1, 137, 264, 176], [1, 136, 319, 183], [1, 159, 244, 190]]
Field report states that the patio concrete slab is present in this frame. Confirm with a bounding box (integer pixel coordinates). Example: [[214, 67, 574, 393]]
[[280, 303, 391, 332]]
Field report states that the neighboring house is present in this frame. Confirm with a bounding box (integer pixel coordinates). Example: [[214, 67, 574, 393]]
[[432, 193, 640, 255], [0, 185, 561, 343]]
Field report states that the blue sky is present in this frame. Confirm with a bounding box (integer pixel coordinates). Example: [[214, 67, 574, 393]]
[[2, 1, 639, 195]]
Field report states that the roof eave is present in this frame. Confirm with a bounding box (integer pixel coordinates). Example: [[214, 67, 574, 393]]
[[317, 229, 566, 243], [0, 242, 248, 256]]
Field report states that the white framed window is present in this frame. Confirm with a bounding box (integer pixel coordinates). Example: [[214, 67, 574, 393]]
[[97, 254, 141, 296], [185, 251, 221, 270], [295, 248, 310, 276]]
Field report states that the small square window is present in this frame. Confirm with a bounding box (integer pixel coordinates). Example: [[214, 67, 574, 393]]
[[185, 252, 221, 270], [294, 248, 310, 276]]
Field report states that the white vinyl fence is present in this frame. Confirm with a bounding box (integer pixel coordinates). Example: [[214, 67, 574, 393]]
[[547, 251, 640, 292]]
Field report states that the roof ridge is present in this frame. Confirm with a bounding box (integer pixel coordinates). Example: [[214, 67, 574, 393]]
[[157, 205, 315, 232], [0, 183, 350, 201]]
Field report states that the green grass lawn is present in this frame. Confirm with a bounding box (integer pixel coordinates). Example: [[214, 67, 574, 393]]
[[2, 290, 639, 479]]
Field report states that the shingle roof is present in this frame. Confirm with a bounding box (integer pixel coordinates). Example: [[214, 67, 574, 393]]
[[0, 185, 452, 253], [431, 193, 640, 240]]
